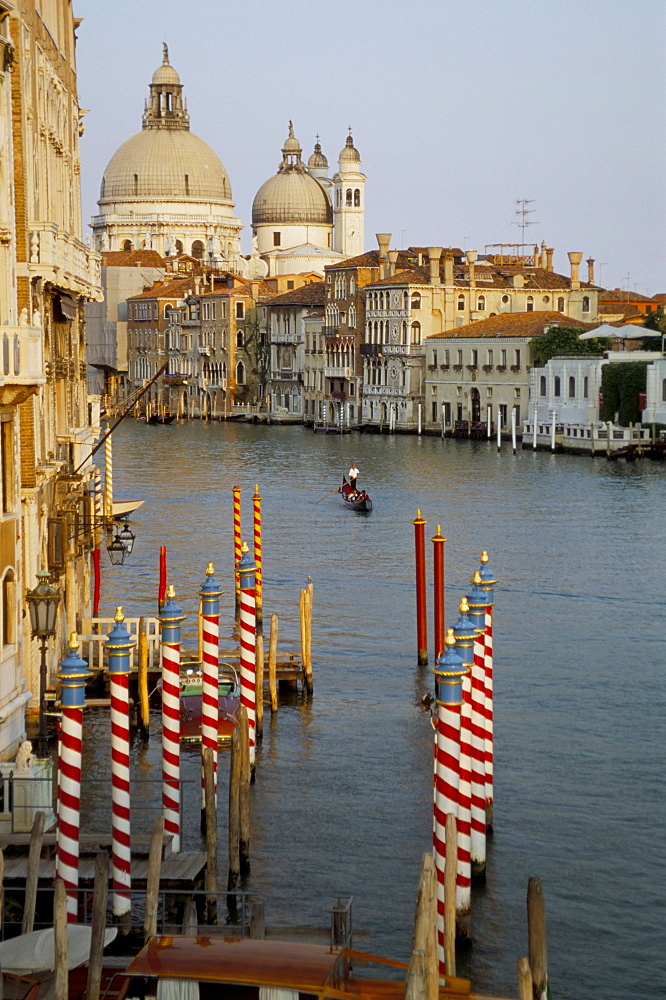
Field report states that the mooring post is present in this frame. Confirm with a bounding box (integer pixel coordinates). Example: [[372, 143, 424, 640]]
[[255, 633, 264, 740], [159, 586, 186, 853], [56, 633, 90, 922], [268, 612, 278, 713], [87, 849, 110, 1000], [511, 405, 517, 454], [22, 810, 45, 935], [144, 816, 164, 942], [452, 598, 477, 941], [228, 721, 241, 892], [518, 956, 533, 1000], [413, 509, 428, 665], [431, 526, 446, 661], [137, 617, 150, 738], [237, 543, 257, 771], [199, 563, 222, 829], [305, 580, 314, 694], [411, 852, 438, 1000], [465, 571, 490, 881], [478, 550, 497, 830], [232, 486, 242, 616], [252, 485, 263, 627], [54, 877, 68, 1000], [106, 607, 135, 929], [444, 813, 457, 976], [527, 877, 548, 1000], [238, 706, 251, 874], [497, 407, 502, 452], [432, 629, 467, 974], [203, 747, 217, 925], [104, 422, 113, 519]]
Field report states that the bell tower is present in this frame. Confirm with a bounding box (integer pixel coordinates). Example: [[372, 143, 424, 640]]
[[332, 132, 366, 258]]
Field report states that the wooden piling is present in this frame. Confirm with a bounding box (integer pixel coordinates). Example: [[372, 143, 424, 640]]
[[527, 877, 548, 1000], [299, 588, 307, 683], [0, 847, 4, 937], [228, 722, 241, 891], [517, 956, 533, 1000], [203, 747, 217, 925], [305, 581, 313, 694], [239, 706, 251, 874], [411, 852, 438, 1000], [405, 949, 426, 1000], [182, 898, 198, 934], [250, 899, 266, 939], [22, 809, 45, 934], [413, 510, 428, 665], [197, 598, 203, 663], [143, 816, 164, 942], [444, 813, 457, 975], [86, 850, 110, 1000], [137, 618, 150, 738], [268, 613, 278, 713], [255, 633, 264, 740], [54, 879, 68, 1000]]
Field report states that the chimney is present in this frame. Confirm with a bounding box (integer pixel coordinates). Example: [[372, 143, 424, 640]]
[[194, 277, 201, 295], [427, 247, 442, 286], [546, 247, 554, 272], [376, 233, 391, 279], [466, 249, 477, 289], [443, 251, 454, 287], [587, 257, 595, 285], [417, 252, 423, 267], [540, 240, 547, 269], [388, 250, 399, 278], [568, 252, 583, 289]]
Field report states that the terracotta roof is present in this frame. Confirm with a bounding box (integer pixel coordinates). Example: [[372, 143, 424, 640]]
[[365, 262, 593, 291], [101, 250, 164, 268], [599, 303, 643, 320], [428, 311, 599, 340], [599, 288, 655, 303], [266, 281, 325, 306], [325, 249, 416, 271], [127, 276, 192, 300], [652, 293, 666, 303]]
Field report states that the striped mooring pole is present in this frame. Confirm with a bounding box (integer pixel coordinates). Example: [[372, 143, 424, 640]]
[[55, 633, 90, 922], [104, 422, 113, 519], [452, 596, 478, 939], [431, 525, 446, 661], [413, 509, 428, 665], [252, 485, 263, 626], [465, 571, 490, 880], [237, 542, 257, 770], [432, 628, 467, 974], [478, 550, 497, 829], [199, 563, 222, 819], [160, 585, 186, 852], [106, 607, 135, 922], [232, 486, 242, 615]]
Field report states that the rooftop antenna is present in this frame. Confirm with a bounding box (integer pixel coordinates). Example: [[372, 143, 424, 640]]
[[513, 199, 539, 245]]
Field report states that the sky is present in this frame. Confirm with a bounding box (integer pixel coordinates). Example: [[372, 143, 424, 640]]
[[74, 0, 665, 296]]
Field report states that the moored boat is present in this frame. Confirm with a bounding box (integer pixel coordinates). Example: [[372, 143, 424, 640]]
[[160, 661, 241, 744], [339, 476, 372, 512]]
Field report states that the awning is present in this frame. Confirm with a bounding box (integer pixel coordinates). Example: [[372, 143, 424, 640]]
[[58, 294, 78, 320]]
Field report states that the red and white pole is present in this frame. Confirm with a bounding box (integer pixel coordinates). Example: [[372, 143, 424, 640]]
[[413, 510, 428, 665], [252, 485, 263, 626], [199, 563, 222, 818], [237, 542, 257, 770], [452, 598, 477, 940], [160, 586, 186, 852], [106, 607, 135, 921], [466, 571, 491, 880], [432, 629, 468, 974], [233, 485, 242, 615], [478, 551, 497, 830], [431, 526, 446, 662], [55, 634, 90, 922]]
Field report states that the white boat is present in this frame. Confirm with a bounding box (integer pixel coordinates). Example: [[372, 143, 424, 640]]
[[112, 499, 144, 519]]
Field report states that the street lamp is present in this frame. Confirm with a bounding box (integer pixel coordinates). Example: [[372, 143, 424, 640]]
[[117, 522, 136, 555], [107, 531, 129, 565], [26, 570, 60, 758]]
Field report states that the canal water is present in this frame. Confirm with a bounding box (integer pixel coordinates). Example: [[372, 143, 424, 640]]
[[91, 420, 665, 1000]]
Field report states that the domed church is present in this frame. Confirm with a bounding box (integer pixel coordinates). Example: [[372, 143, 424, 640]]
[[252, 123, 366, 276], [92, 46, 243, 268]]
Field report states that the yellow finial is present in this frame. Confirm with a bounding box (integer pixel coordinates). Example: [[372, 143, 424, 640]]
[[206, 562, 215, 575], [166, 584, 176, 599], [472, 570, 482, 584], [459, 597, 469, 613], [445, 627, 456, 646], [417, 509, 421, 518], [255, 484, 259, 493], [437, 525, 441, 534], [114, 605, 124, 622], [241, 541, 249, 553], [480, 550, 489, 563], [69, 631, 79, 650]]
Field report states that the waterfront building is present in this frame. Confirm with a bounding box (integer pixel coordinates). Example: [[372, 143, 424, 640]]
[[252, 125, 366, 277], [425, 312, 598, 437], [643, 358, 666, 425], [598, 287, 661, 325], [265, 282, 325, 420], [0, 0, 102, 755]]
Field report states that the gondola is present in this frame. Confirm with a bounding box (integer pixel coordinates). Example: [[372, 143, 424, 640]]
[[147, 413, 175, 425], [339, 476, 372, 512]]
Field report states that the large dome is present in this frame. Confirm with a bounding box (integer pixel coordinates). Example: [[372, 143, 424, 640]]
[[252, 170, 331, 225], [99, 128, 233, 204]]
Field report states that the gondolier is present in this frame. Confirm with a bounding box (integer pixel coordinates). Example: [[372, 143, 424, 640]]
[[348, 463, 360, 491]]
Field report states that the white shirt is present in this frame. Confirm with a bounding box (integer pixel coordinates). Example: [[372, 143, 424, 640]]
[[349, 466, 359, 480]]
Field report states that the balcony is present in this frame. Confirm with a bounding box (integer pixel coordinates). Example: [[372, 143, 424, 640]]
[[0, 325, 45, 405], [324, 366, 351, 379], [29, 222, 102, 299]]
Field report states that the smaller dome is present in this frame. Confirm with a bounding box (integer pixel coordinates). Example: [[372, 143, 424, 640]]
[[152, 44, 181, 86], [252, 170, 332, 226], [339, 133, 361, 165], [308, 141, 329, 171], [282, 121, 302, 157]]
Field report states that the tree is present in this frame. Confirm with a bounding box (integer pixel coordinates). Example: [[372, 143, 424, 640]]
[[529, 325, 606, 366], [238, 307, 270, 404]]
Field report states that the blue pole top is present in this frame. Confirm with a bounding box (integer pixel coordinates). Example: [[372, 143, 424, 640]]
[[432, 628, 468, 706], [452, 597, 477, 668], [199, 562, 223, 611], [237, 542, 256, 590], [106, 606, 135, 674], [478, 550, 497, 602], [57, 632, 91, 709], [160, 585, 186, 645], [466, 570, 487, 631]]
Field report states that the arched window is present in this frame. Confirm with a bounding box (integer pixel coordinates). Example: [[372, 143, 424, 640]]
[[411, 293, 421, 310], [501, 295, 510, 305], [477, 296, 486, 311], [411, 322, 421, 345], [584, 377, 589, 399], [568, 376, 576, 398], [540, 375, 547, 397], [192, 240, 205, 260], [184, 174, 190, 196], [354, 188, 360, 206], [133, 174, 139, 196], [582, 296, 590, 313], [402, 321, 407, 345], [121, 239, 132, 252], [236, 330, 244, 347], [175, 240, 184, 254], [2, 569, 15, 647], [554, 376, 561, 397], [557, 296, 564, 312], [346, 188, 352, 206], [236, 360, 245, 385], [457, 295, 465, 311], [526, 296, 534, 312]]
